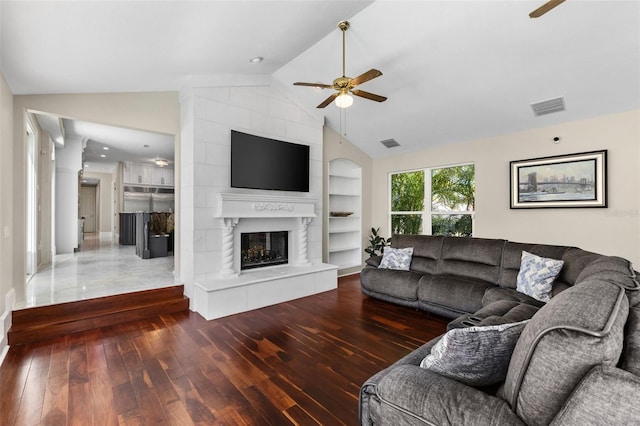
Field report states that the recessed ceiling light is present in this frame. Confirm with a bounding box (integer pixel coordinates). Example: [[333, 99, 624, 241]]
[[249, 56, 264, 64], [100, 154, 106, 158], [103, 146, 109, 150]]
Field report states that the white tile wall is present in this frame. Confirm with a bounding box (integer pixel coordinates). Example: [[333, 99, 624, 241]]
[[180, 81, 326, 313]]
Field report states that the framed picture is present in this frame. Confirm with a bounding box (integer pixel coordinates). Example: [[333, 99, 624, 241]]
[[510, 150, 607, 208]]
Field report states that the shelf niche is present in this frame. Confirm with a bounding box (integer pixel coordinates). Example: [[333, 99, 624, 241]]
[[328, 158, 362, 272]]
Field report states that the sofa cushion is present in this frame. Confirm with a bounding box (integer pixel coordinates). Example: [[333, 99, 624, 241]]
[[558, 248, 603, 284], [360, 267, 421, 301], [550, 366, 640, 426], [448, 300, 541, 331], [482, 287, 544, 308], [378, 247, 413, 271], [365, 255, 382, 268], [439, 237, 505, 284], [621, 305, 640, 375], [392, 234, 443, 274], [421, 320, 528, 386], [516, 251, 564, 302], [499, 279, 629, 426], [369, 365, 526, 426], [498, 242, 569, 289], [418, 274, 495, 315]]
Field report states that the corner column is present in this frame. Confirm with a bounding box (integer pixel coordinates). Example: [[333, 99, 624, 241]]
[[220, 217, 239, 277], [297, 217, 313, 266]]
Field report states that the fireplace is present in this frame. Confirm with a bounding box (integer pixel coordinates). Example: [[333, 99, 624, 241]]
[[240, 231, 288, 270]]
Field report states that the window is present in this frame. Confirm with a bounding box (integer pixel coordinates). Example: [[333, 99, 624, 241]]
[[390, 164, 474, 236]]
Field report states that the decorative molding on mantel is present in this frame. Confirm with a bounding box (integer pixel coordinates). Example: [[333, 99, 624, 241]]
[[214, 193, 318, 277], [215, 193, 317, 219]]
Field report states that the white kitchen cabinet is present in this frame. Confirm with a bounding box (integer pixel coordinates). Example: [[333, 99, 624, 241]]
[[123, 162, 173, 186]]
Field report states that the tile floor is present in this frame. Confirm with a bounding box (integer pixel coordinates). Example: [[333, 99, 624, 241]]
[[23, 233, 178, 308]]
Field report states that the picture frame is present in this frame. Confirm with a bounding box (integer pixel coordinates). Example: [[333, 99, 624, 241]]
[[510, 150, 607, 209]]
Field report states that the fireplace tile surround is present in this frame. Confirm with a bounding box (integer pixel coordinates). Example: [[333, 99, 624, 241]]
[[192, 193, 337, 320]]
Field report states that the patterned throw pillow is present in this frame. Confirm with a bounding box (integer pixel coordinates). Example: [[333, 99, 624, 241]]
[[420, 320, 529, 386], [516, 251, 564, 302], [378, 247, 413, 271]]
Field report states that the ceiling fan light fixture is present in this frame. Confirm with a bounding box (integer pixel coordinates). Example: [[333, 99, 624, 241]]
[[155, 158, 169, 167], [335, 92, 353, 108], [293, 20, 386, 109]]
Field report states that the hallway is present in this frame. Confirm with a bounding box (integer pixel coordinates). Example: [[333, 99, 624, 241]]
[[23, 233, 177, 308]]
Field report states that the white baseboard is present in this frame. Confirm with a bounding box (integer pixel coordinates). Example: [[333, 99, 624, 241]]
[[0, 288, 15, 366]]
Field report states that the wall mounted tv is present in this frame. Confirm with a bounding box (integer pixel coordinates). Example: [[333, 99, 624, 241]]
[[231, 130, 310, 192]]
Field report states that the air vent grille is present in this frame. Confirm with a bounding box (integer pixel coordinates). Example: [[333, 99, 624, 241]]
[[380, 138, 400, 148], [531, 96, 565, 116]]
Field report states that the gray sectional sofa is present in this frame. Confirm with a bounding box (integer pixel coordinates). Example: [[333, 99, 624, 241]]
[[359, 235, 640, 425]]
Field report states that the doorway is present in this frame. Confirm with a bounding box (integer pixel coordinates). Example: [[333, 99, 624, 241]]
[[79, 184, 97, 234]]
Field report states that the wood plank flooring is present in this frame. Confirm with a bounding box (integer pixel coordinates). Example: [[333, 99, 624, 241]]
[[0, 274, 448, 425], [9, 286, 189, 346]]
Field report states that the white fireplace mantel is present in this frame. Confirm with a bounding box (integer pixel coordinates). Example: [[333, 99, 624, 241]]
[[214, 193, 317, 220], [214, 193, 318, 277]]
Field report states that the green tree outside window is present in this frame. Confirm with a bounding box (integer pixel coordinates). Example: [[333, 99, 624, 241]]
[[390, 164, 474, 237], [391, 171, 424, 234]]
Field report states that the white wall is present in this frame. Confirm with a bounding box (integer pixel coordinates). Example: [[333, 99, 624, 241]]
[[372, 110, 640, 266], [0, 72, 15, 362], [55, 137, 83, 253], [179, 77, 324, 300], [37, 131, 54, 269]]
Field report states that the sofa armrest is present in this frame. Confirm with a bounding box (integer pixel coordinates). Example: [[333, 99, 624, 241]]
[[365, 255, 382, 268], [550, 365, 640, 425], [360, 364, 525, 426]]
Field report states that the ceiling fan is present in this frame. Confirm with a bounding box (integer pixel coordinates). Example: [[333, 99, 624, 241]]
[[529, 0, 566, 18], [293, 21, 387, 109]]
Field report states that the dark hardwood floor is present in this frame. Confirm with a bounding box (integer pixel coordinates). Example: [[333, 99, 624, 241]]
[[0, 274, 448, 425]]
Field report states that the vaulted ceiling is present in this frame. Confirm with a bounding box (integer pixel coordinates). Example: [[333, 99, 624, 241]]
[[2, 1, 639, 158]]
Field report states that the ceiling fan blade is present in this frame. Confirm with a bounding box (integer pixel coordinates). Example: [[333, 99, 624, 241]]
[[293, 82, 334, 89], [317, 93, 339, 108], [351, 90, 387, 103], [350, 69, 383, 87], [529, 0, 566, 18]]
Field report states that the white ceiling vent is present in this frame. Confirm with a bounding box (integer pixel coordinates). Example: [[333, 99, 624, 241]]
[[380, 138, 400, 148], [531, 96, 566, 116]]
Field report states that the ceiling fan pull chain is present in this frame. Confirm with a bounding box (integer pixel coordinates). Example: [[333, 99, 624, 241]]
[[340, 105, 343, 138], [344, 108, 348, 137]]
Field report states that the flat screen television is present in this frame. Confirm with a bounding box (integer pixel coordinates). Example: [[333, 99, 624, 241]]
[[231, 130, 310, 192]]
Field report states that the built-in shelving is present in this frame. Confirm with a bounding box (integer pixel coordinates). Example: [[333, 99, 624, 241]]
[[328, 159, 362, 271]]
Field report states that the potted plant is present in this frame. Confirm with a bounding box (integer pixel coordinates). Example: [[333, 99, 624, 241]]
[[365, 227, 390, 258]]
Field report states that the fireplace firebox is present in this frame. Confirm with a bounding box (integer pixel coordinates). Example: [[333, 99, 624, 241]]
[[240, 231, 288, 270]]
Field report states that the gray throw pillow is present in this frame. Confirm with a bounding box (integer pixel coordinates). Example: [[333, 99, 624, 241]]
[[378, 247, 413, 271], [420, 320, 528, 386], [516, 250, 564, 302]]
